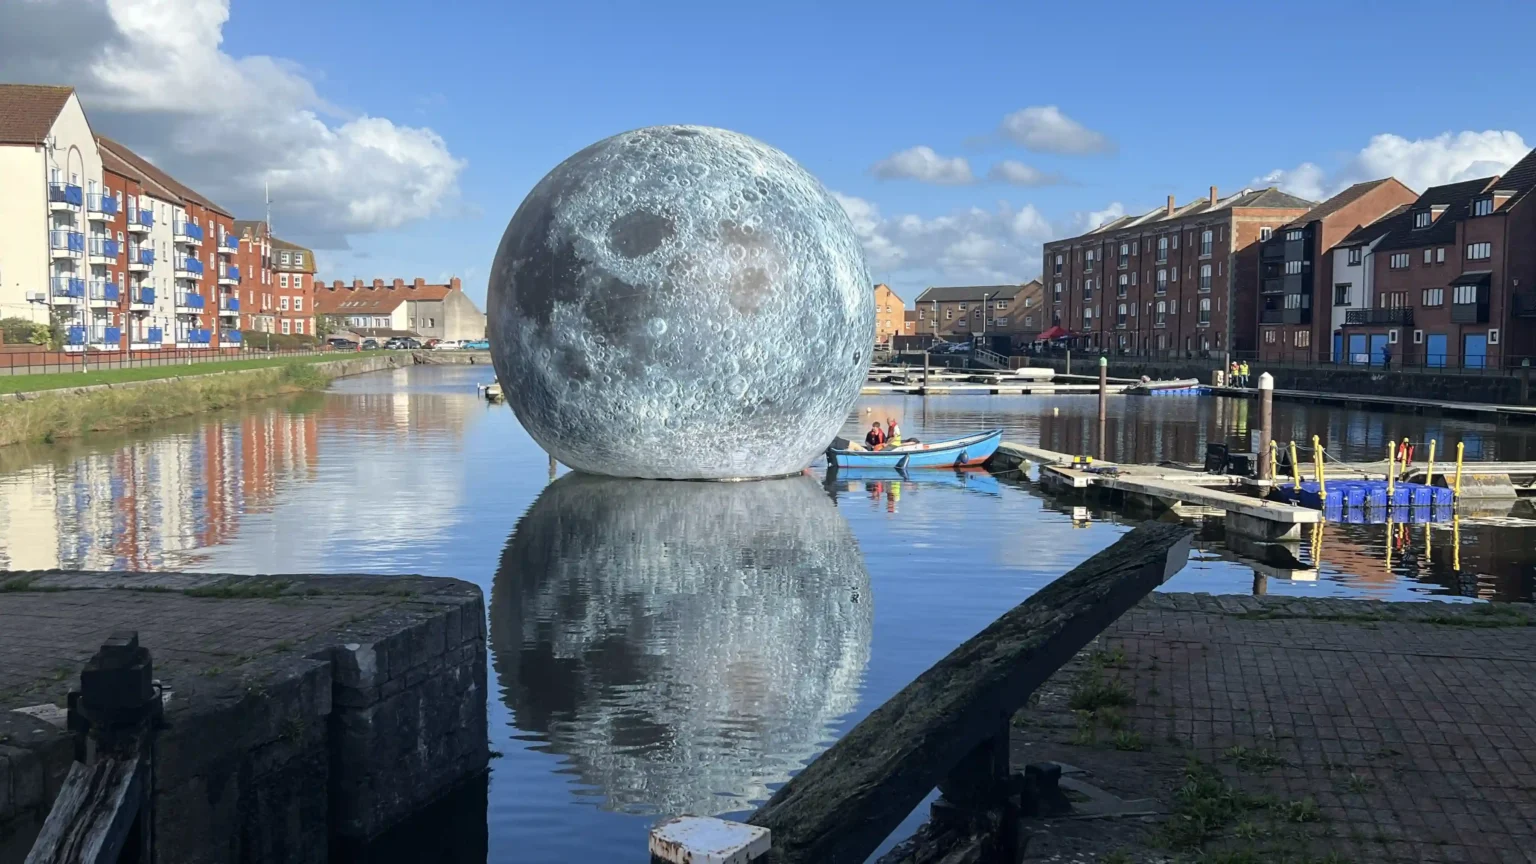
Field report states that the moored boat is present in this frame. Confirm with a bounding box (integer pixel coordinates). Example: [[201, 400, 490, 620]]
[[824, 428, 1003, 469]]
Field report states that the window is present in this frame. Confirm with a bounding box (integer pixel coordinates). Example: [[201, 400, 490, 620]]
[[918, 308, 926, 319], [1084, 250, 1095, 271], [1413, 329, 1423, 344], [1130, 270, 1137, 286], [1198, 297, 1211, 324], [945, 309, 953, 320], [1389, 253, 1410, 269], [1199, 264, 1212, 291], [1117, 303, 1127, 326], [1083, 307, 1093, 322], [1334, 283, 1351, 306], [280, 252, 290, 264], [281, 319, 291, 335], [995, 300, 1008, 310], [1117, 274, 1128, 297], [1285, 230, 1303, 242], [1156, 269, 1167, 293], [1025, 315, 1033, 326], [1053, 281, 1062, 299], [1260, 228, 1272, 242], [1437, 247, 1445, 263], [1171, 233, 1178, 250], [1157, 237, 1168, 262], [1200, 230, 1212, 256], [1467, 242, 1491, 260], [1264, 329, 1276, 344], [956, 317, 967, 328], [1490, 328, 1500, 345], [294, 297, 303, 311], [1424, 249, 1433, 264], [1294, 330, 1310, 349], [1053, 254, 1062, 275], [994, 317, 1007, 326], [1382, 291, 1407, 308], [280, 296, 289, 311], [1083, 279, 1094, 300], [1422, 288, 1444, 307], [293, 253, 304, 266], [957, 302, 966, 311], [1388, 329, 1399, 344], [973, 307, 982, 318], [1170, 266, 1178, 282], [280, 272, 289, 288], [1414, 211, 1432, 228], [1473, 198, 1494, 217], [1284, 293, 1306, 309], [1453, 284, 1480, 305], [295, 320, 305, 334], [1284, 260, 1303, 275], [1348, 247, 1361, 266]]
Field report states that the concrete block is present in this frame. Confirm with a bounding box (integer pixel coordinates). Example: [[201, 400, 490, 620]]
[[650, 816, 771, 864]]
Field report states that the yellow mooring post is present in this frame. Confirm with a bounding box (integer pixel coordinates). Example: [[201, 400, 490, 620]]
[[1289, 440, 1302, 487], [1425, 440, 1437, 488], [1454, 441, 1465, 499], [1269, 440, 1279, 484], [1386, 441, 1397, 498], [1312, 435, 1326, 501]]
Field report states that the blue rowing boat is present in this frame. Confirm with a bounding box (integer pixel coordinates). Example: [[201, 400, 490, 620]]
[[824, 428, 1003, 469]]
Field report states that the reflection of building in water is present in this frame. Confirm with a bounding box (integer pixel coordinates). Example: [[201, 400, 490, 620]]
[[490, 473, 872, 817]]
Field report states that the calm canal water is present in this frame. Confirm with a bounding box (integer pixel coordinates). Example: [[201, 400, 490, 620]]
[[2, 365, 1534, 861]]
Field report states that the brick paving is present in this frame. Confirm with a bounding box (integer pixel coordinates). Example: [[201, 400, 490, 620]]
[[1015, 593, 1536, 863]]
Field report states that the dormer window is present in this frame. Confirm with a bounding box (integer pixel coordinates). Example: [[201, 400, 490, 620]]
[[1285, 230, 1303, 242], [1413, 211, 1432, 229], [1473, 198, 1494, 217]]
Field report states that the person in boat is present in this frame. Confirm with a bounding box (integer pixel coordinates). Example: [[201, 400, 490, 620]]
[[885, 417, 902, 448], [865, 421, 886, 450]]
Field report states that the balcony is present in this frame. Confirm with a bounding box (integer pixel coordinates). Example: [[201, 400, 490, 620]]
[[225, 330, 242, 344], [65, 326, 87, 347], [127, 246, 154, 272], [177, 292, 206, 312], [145, 327, 165, 347], [173, 221, 203, 247], [130, 287, 155, 310], [88, 281, 120, 307], [1513, 294, 1536, 318], [86, 193, 119, 220], [1261, 243, 1285, 260], [218, 265, 239, 286], [219, 235, 240, 255], [87, 237, 120, 264], [50, 230, 84, 258], [175, 257, 204, 278], [127, 208, 154, 233], [1261, 278, 1284, 294], [50, 276, 85, 304], [1451, 302, 1489, 324], [48, 182, 83, 211], [1260, 308, 1309, 325], [185, 328, 212, 348], [1344, 308, 1413, 326], [90, 328, 123, 351], [219, 297, 240, 316]]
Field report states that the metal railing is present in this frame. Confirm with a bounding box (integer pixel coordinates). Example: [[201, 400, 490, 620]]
[[1344, 308, 1413, 326], [0, 344, 373, 376]]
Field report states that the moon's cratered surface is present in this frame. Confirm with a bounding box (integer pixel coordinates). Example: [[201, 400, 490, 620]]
[[488, 125, 874, 480]]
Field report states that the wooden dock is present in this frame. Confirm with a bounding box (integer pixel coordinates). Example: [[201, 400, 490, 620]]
[[861, 382, 1129, 396], [1211, 384, 1536, 423]]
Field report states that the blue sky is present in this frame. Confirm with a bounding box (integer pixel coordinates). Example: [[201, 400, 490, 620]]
[[6, 0, 1534, 304]]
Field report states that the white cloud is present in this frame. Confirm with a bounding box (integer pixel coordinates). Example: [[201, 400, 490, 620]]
[[1258, 131, 1529, 200], [870, 146, 975, 185], [985, 160, 1064, 187], [832, 192, 1052, 285], [0, 0, 465, 249], [1085, 202, 1126, 230], [998, 106, 1114, 155]]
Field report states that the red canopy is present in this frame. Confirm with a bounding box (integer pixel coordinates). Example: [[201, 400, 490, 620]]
[[1037, 325, 1072, 341]]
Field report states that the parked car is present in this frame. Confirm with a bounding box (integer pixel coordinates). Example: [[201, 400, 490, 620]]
[[435, 340, 462, 351], [462, 340, 490, 350], [362, 339, 380, 350], [327, 337, 355, 350], [384, 337, 421, 350], [422, 338, 441, 349]]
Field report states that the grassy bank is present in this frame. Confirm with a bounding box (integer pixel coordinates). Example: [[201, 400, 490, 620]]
[[0, 351, 384, 395], [0, 359, 355, 447]]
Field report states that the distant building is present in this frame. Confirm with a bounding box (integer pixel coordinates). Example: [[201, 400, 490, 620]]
[[873, 283, 904, 346], [315, 277, 485, 342], [1254, 179, 1418, 362], [902, 309, 918, 335], [911, 281, 1042, 351], [1042, 187, 1314, 358], [270, 236, 316, 337], [232, 219, 273, 334]]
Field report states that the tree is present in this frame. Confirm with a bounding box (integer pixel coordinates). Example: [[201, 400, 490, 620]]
[[0, 317, 34, 345]]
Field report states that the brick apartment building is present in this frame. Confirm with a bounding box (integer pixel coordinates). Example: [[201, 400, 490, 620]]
[[874, 283, 904, 346], [233, 219, 272, 334], [1254, 179, 1418, 362], [1322, 148, 1536, 369], [909, 281, 1044, 351], [1042, 187, 1313, 359], [269, 237, 316, 337]]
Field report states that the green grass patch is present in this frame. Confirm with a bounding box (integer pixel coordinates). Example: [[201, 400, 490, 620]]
[[0, 351, 387, 395], [1223, 745, 1290, 771], [1159, 761, 1271, 851], [1069, 669, 1135, 713]]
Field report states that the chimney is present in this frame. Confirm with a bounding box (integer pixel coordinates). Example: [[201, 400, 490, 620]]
[[372, 279, 385, 289], [352, 279, 364, 290], [392, 278, 405, 290], [450, 277, 461, 292], [1165, 195, 1175, 216], [1209, 185, 1218, 205], [332, 280, 343, 290], [413, 277, 425, 288]]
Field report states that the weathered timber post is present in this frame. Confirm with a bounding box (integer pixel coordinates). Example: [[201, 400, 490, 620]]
[[1257, 373, 1274, 481], [27, 631, 161, 864], [1097, 356, 1108, 462], [931, 713, 1018, 861]]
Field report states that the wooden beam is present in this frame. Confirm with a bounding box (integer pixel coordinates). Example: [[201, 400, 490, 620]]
[[25, 754, 147, 864], [747, 522, 1192, 864]]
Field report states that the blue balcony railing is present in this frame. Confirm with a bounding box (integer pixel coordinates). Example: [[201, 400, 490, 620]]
[[51, 276, 85, 298], [50, 230, 85, 252], [189, 329, 212, 344], [225, 330, 242, 343], [102, 327, 122, 345], [227, 265, 240, 281], [174, 222, 204, 242], [132, 287, 155, 306], [87, 193, 119, 216], [66, 326, 87, 346], [222, 297, 240, 312], [181, 293, 205, 309], [89, 281, 120, 302], [88, 238, 120, 258], [177, 257, 205, 275], [221, 235, 240, 252], [147, 327, 163, 344], [129, 208, 154, 229], [130, 247, 155, 266], [49, 183, 83, 206]]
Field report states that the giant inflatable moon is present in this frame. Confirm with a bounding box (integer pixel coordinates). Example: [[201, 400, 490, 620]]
[[488, 125, 874, 480]]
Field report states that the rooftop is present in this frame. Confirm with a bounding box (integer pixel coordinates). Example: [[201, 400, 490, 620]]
[[914, 283, 1033, 304], [1375, 177, 1497, 251], [97, 136, 233, 218], [0, 84, 74, 146], [1077, 187, 1316, 239], [1281, 178, 1413, 229], [316, 278, 463, 315], [270, 237, 317, 273]]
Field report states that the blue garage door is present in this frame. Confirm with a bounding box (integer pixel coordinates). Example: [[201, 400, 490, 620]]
[[1464, 334, 1487, 370], [1425, 333, 1447, 368], [1347, 334, 1367, 366], [1369, 334, 1390, 367], [1333, 333, 1343, 364]]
